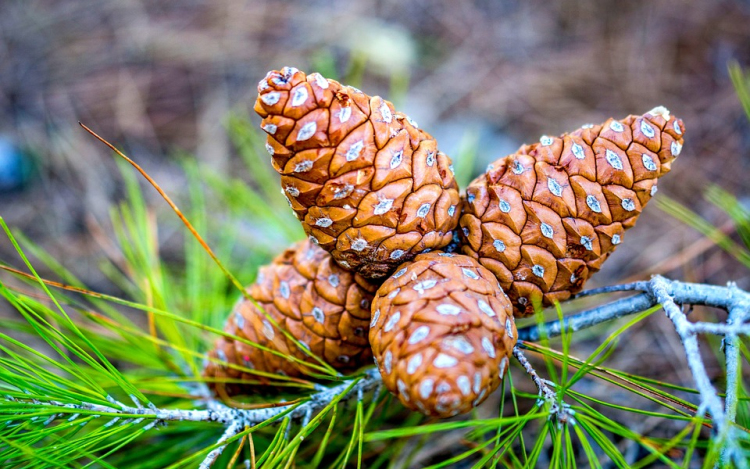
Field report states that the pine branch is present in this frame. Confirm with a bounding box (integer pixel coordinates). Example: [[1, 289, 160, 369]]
[[199, 422, 241, 469], [517, 275, 750, 342], [4, 276, 748, 465], [512, 346, 571, 424], [517, 275, 750, 465], [5, 368, 383, 428]]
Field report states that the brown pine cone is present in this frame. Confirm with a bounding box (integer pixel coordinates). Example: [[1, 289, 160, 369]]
[[369, 252, 517, 418], [460, 107, 685, 316], [204, 239, 378, 395], [253, 67, 461, 280]]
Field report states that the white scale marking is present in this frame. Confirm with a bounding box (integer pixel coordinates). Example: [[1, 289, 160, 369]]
[[433, 353, 458, 368], [339, 106, 352, 123], [328, 274, 339, 287], [445, 335, 474, 354], [481, 337, 496, 358], [407, 354, 422, 375], [586, 195, 602, 213], [374, 199, 393, 215], [370, 309, 380, 327], [291, 87, 308, 106], [316, 217, 332, 228], [351, 238, 368, 251], [390, 150, 403, 169], [462, 268, 479, 279], [499, 356, 508, 379], [499, 200, 511, 213], [605, 149, 623, 170], [384, 311, 401, 332], [640, 120, 655, 138], [312, 307, 325, 324], [457, 376, 471, 396], [413, 279, 438, 293], [297, 122, 317, 141], [548, 178, 563, 196], [262, 320, 274, 340], [477, 299, 496, 317], [419, 379, 433, 399], [541, 223, 554, 239], [379, 102, 392, 123], [280, 281, 290, 299], [609, 121, 624, 132], [346, 140, 363, 161], [408, 325, 430, 344], [417, 203, 431, 218], [436, 304, 461, 316], [642, 154, 657, 171], [261, 92, 280, 105], [312, 73, 328, 89], [572, 142, 585, 160]]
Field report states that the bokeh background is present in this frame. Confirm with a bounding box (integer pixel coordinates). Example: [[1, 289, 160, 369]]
[[1, 1, 749, 464], [2, 0, 749, 290]]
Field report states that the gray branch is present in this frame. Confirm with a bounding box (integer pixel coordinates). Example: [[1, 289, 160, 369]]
[[517, 275, 750, 466], [199, 421, 241, 469], [517, 275, 750, 342], [8, 368, 382, 428]]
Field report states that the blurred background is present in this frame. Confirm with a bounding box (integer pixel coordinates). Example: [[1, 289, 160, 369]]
[[2, 0, 749, 292], [1, 1, 749, 465]]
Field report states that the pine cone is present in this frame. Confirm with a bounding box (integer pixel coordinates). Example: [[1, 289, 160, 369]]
[[460, 107, 685, 316], [369, 252, 517, 418], [204, 239, 378, 395], [254, 67, 461, 280]]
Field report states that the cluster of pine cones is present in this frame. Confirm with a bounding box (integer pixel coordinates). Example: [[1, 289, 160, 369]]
[[204, 67, 685, 418]]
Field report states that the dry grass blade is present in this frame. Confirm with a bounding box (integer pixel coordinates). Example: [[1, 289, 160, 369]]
[[78, 122, 252, 301]]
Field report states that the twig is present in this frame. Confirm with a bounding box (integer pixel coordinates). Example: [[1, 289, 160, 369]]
[[572, 281, 650, 298], [512, 345, 571, 423], [517, 276, 750, 341], [721, 284, 749, 467], [648, 277, 726, 431], [4, 368, 382, 429], [199, 422, 241, 469]]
